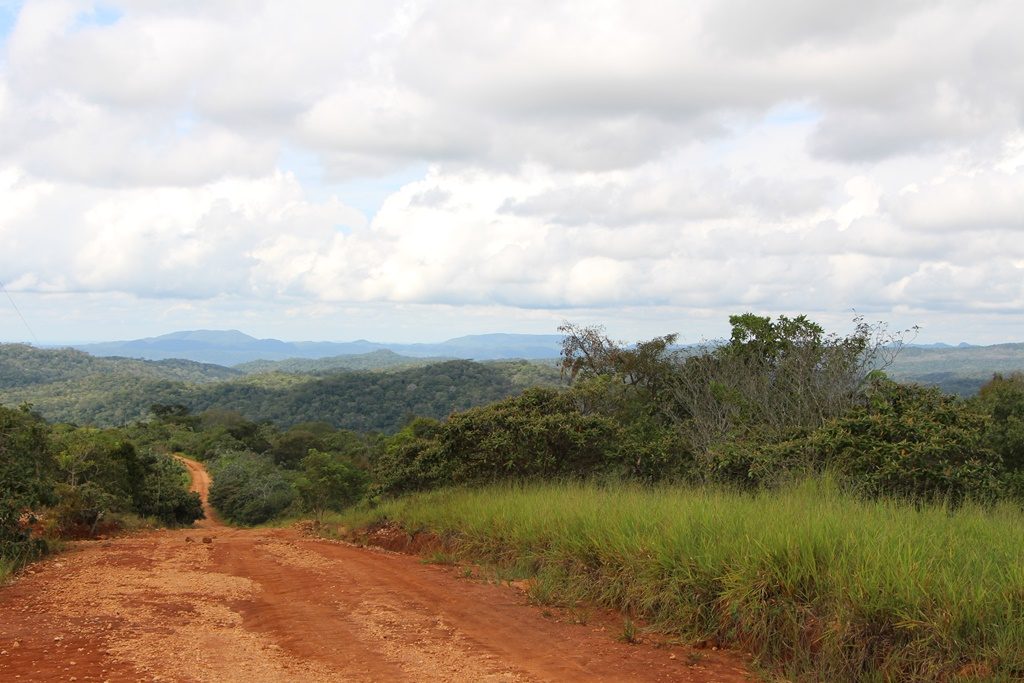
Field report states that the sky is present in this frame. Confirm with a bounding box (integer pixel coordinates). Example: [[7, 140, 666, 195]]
[[0, 0, 1022, 345]]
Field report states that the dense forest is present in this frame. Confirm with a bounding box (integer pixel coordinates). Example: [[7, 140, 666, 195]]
[[233, 349, 450, 374], [885, 342, 1024, 395]]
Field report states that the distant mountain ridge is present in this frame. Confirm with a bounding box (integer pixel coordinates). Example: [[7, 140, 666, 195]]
[[72, 330, 566, 365], [51, 329, 1024, 397]]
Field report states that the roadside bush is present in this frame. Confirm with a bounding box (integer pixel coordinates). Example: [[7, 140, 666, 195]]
[[295, 449, 368, 518], [611, 414, 695, 482], [373, 388, 627, 496], [702, 428, 815, 488], [133, 453, 203, 525], [0, 405, 53, 566], [800, 378, 1002, 503], [437, 387, 620, 483], [43, 429, 203, 533], [371, 417, 445, 497], [50, 480, 118, 536], [699, 378, 1006, 504], [208, 451, 295, 525], [976, 373, 1024, 489], [268, 428, 325, 469]]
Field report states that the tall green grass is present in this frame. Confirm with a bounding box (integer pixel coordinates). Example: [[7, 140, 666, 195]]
[[335, 479, 1024, 681], [0, 539, 50, 585], [0, 556, 16, 584]]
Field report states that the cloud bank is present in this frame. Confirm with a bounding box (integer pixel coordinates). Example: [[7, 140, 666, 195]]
[[0, 0, 1022, 343]]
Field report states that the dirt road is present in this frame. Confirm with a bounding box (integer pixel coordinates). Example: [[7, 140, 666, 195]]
[[0, 459, 752, 682]]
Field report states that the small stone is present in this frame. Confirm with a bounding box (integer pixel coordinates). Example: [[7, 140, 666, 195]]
[[202, 536, 213, 544], [185, 536, 195, 543]]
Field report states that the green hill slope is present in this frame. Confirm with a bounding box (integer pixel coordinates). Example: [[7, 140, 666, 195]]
[[0, 345, 561, 431], [889, 343, 1024, 395], [234, 349, 451, 374]]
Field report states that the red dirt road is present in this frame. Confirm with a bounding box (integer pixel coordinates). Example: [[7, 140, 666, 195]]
[[175, 455, 219, 527], [0, 459, 754, 682]]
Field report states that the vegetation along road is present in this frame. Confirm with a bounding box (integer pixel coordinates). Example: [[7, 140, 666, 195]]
[[0, 458, 752, 682]]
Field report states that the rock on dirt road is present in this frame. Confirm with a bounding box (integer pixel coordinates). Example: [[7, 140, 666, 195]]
[[0, 458, 754, 682]]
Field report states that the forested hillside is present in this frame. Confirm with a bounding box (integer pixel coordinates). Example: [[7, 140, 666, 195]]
[[0, 344, 561, 432], [234, 349, 450, 374], [189, 360, 526, 431], [888, 342, 1024, 395], [0, 344, 241, 388]]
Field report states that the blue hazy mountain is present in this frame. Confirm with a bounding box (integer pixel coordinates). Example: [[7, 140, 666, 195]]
[[73, 330, 565, 365]]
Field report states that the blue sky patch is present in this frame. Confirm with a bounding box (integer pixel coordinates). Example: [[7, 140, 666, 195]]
[[0, 1, 21, 49], [71, 3, 122, 32], [763, 101, 821, 126], [278, 143, 428, 220]]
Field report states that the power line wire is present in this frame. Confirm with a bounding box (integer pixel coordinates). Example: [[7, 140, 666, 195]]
[[0, 280, 39, 345]]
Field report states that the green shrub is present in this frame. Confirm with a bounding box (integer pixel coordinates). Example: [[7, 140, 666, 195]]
[[0, 405, 53, 565], [208, 451, 295, 525], [438, 387, 620, 481], [295, 449, 368, 518], [373, 389, 628, 495], [976, 372, 1024, 473], [370, 417, 445, 496], [133, 453, 204, 526], [50, 480, 118, 536], [802, 378, 1003, 502]]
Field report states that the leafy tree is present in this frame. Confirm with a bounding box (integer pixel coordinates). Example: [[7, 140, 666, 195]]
[[559, 323, 678, 404], [268, 428, 324, 469], [149, 403, 198, 429], [438, 387, 620, 483], [22, 418, 202, 531], [199, 409, 270, 452], [974, 373, 1024, 496], [670, 314, 903, 456], [373, 389, 627, 495]]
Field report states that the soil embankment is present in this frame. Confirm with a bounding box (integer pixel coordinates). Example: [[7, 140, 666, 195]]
[[0, 459, 752, 681]]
